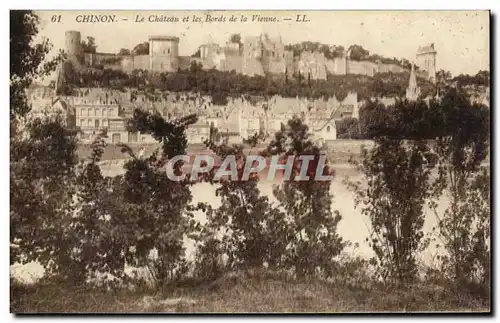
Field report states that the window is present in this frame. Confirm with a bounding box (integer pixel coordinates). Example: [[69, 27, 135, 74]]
[[168, 48, 170, 54], [326, 126, 331, 132], [128, 132, 138, 143], [112, 133, 120, 144]]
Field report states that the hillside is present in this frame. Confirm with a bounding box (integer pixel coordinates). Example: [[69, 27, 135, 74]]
[[58, 60, 437, 104]]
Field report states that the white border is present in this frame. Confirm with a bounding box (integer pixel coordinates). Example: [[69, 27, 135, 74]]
[[2, 0, 498, 321]]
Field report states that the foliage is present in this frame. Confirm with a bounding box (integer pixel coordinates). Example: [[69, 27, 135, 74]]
[[62, 60, 435, 104], [193, 133, 292, 277], [132, 42, 149, 55], [335, 117, 363, 139], [10, 10, 64, 121], [429, 87, 490, 297], [348, 98, 443, 284], [118, 48, 131, 56], [55, 133, 128, 286], [108, 109, 199, 287], [285, 41, 345, 59], [81, 36, 97, 54], [265, 117, 347, 278], [10, 115, 79, 267], [229, 33, 242, 44], [349, 136, 437, 284], [348, 44, 370, 61], [452, 70, 490, 88], [10, 11, 77, 273]]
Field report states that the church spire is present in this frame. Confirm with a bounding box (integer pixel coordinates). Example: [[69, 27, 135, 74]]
[[406, 63, 421, 101]]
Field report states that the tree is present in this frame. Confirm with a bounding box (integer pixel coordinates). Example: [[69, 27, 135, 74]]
[[10, 11, 77, 273], [229, 33, 241, 44], [132, 42, 149, 55], [118, 48, 131, 56], [193, 134, 292, 276], [348, 99, 439, 285], [436, 69, 452, 89], [335, 117, 362, 139], [429, 87, 490, 297], [10, 115, 79, 268], [54, 134, 128, 286], [112, 109, 198, 287], [348, 44, 370, 61], [81, 36, 97, 54], [265, 117, 347, 278], [10, 10, 63, 121]]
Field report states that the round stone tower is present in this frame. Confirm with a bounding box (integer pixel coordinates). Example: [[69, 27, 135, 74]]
[[148, 36, 180, 72], [65, 30, 82, 57]]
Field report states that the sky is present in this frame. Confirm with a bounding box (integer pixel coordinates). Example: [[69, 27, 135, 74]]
[[35, 10, 490, 77]]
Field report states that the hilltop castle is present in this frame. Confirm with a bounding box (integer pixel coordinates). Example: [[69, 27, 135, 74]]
[[64, 30, 437, 81]]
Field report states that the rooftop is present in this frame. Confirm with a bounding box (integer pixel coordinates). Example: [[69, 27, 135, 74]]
[[417, 43, 437, 54], [148, 35, 180, 42]]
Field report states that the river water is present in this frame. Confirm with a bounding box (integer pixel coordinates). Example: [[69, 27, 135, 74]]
[[11, 163, 449, 283]]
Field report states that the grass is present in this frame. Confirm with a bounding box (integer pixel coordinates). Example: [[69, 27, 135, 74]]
[[11, 271, 490, 313]]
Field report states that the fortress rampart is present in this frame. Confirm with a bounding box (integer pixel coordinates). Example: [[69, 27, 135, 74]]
[[63, 30, 436, 82]]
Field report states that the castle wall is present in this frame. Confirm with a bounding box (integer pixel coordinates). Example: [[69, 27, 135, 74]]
[[347, 60, 378, 76], [328, 57, 347, 75], [221, 55, 244, 74], [84, 52, 122, 69], [178, 56, 192, 70], [377, 63, 406, 74], [134, 55, 150, 70], [265, 57, 287, 75], [243, 58, 265, 76], [121, 55, 150, 73], [297, 51, 327, 80], [191, 57, 217, 70]]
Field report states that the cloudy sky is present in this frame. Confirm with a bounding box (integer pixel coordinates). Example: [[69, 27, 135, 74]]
[[35, 10, 489, 77]]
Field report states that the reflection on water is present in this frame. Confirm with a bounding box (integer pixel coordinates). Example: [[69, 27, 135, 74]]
[[11, 164, 448, 283]]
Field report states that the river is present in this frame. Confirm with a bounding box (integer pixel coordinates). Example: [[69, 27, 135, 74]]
[[10, 163, 451, 283]]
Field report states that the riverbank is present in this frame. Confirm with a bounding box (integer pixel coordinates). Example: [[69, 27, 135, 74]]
[[11, 270, 490, 313]]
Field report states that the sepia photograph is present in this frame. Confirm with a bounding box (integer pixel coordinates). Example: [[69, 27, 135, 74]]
[[9, 9, 491, 313]]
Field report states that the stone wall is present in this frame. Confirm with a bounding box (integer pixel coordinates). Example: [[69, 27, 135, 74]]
[[347, 60, 378, 76], [121, 55, 150, 73]]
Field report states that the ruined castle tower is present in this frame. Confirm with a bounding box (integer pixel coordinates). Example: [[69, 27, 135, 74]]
[[149, 36, 180, 72], [65, 30, 83, 67], [416, 43, 437, 82], [242, 36, 265, 76], [65, 30, 82, 57]]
